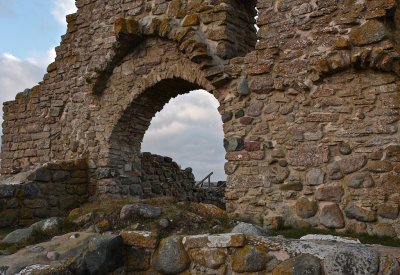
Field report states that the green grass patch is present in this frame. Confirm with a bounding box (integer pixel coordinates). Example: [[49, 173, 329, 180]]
[[270, 227, 400, 247]]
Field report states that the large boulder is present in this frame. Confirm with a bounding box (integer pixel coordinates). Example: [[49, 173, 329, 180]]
[[120, 204, 161, 220], [273, 254, 321, 275], [30, 217, 62, 235], [152, 236, 190, 274], [231, 222, 269, 236], [0, 232, 123, 275], [1, 228, 34, 245], [231, 245, 269, 272], [71, 233, 124, 275], [189, 248, 226, 269], [269, 237, 380, 275], [324, 245, 379, 275]]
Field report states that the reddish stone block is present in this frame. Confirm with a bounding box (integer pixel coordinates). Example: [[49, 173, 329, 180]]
[[244, 142, 261, 151], [240, 117, 253, 125]]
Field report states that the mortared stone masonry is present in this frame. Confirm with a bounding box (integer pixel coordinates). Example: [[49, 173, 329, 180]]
[[1, 0, 400, 237]]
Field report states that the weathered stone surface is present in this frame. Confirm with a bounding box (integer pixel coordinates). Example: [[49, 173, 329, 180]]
[[120, 231, 158, 248], [347, 172, 374, 188], [0, 184, 14, 198], [300, 234, 360, 244], [182, 233, 246, 249], [0, 232, 105, 274], [30, 217, 62, 234], [315, 185, 344, 203], [287, 145, 329, 167], [345, 204, 377, 222], [223, 137, 244, 152], [231, 222, 269, 237], [347, 221, 367, 234], [377, 203, 399, 219], [263, 216, 284, 230], [16, 264, 72, 275], [261, 165, 290, 185], [1, 228, 33, 245], [386, 145, 400, 162], [373, 223, 397, 238], [120, 204, 161, 220], [296, 197, 318, 219], [189, 248, 226, 269], [0, 209, 18, 227], [338, 156, 367, 174], [305, 168, 325, 186], [126, 247, 151, 272], [1, 0, 400, 238], [190, 203, 225, 219], [247, 101, 264, 117], [152, 236, 190, 274], [368, 160, 393, 173], [279, 181, 303, 191], [71, 234, 124, 275], [324, 245, 379, 275], [378, 255, 400, 275], [273, 254, 321, 275], [319, 203, 345, 229], [221, 111, 233, 123], [231, 245, 269, 273], [181, 14, 199, 27], [237, 78, 249, 95], [293, 254, 322, 275], [349, 20, 387, 46], [327, 162, 343, 180], [28, 168, 51, 182]]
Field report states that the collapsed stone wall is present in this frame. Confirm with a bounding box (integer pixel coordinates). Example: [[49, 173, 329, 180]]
[[139, 152, 223, 204], [0, 160, 88, 227], [2, 231, 399, 274], [0, 153, 223, 228], [1, 0, 400, 237], [89, 232, 400, 274]]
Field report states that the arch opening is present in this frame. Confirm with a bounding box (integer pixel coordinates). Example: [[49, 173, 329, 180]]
[[142, 89, 226, 183], [101, 77, 226, 197]]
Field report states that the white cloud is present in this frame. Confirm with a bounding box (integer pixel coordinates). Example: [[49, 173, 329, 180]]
[[0, 53, 46, 133], [51, 0, 77, 26], [142, 90, 226, 181], [26, 47, 57, 67]]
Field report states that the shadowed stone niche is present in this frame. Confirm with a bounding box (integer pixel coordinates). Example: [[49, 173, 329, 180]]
[[1, 0, 400, 236]]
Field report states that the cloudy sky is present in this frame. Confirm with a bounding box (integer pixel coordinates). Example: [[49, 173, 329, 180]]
[[0, 0, 226, 181]]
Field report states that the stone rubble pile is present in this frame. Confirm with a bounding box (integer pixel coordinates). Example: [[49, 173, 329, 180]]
[[1, 0, 400, 238], [0, 227, 399, 275]]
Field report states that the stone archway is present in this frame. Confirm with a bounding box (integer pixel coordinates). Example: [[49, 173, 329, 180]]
[[96, 77, 224, 197], [84, 37, 225, 196]]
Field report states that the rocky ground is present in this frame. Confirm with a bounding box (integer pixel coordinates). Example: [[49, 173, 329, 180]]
[[0, 197, 399, 274]]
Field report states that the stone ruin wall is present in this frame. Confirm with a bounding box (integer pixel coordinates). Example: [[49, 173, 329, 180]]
[[0, 159, 89, 228], [0, 153, 221, 227], [1, 0, 400, 237]]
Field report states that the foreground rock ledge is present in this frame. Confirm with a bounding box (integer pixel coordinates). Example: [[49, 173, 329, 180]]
[[0, 232, 399, 275]]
